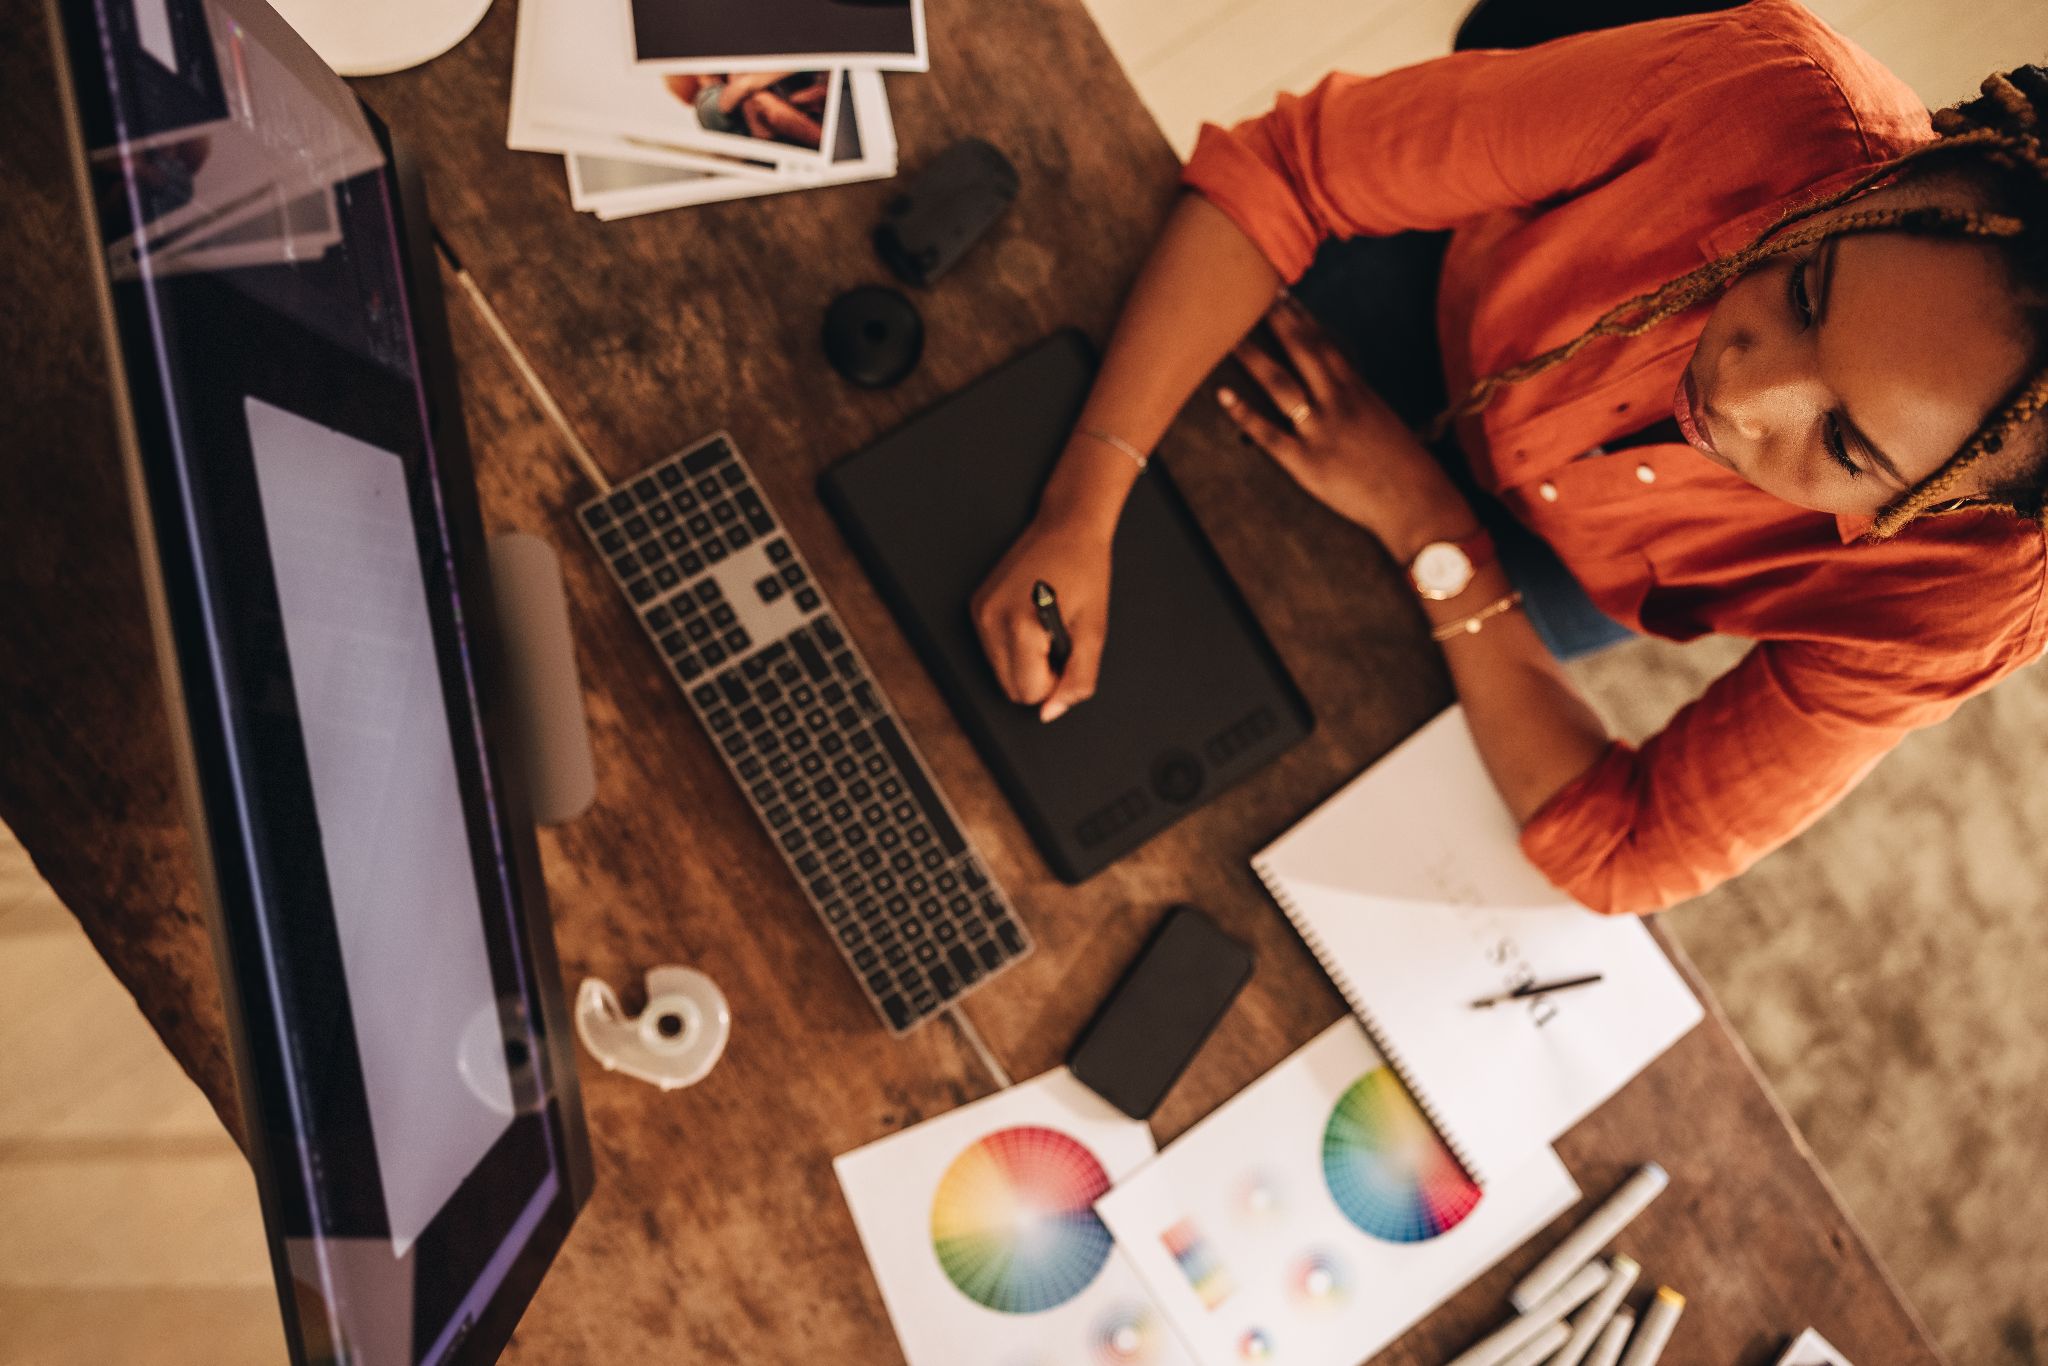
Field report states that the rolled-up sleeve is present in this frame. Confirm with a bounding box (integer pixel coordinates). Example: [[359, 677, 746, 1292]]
[[1520, 637, 2036, 915], [1178, 20, 1692, 281]]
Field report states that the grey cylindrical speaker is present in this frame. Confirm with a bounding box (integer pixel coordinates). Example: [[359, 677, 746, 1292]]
[[488, 532, 597, 826]]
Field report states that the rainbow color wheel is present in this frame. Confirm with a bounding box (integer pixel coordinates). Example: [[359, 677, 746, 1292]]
[[1320, 1066, 1481, 1242], [930, 1125, 1115, 1313]]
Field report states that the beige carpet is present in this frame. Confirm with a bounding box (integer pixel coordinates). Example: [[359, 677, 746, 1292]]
[[1568, 635, 2048, 1365]]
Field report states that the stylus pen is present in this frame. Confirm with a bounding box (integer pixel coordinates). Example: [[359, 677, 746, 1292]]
[[1470, 973, 1604, 1009], [1031, 580, 1072, 675]]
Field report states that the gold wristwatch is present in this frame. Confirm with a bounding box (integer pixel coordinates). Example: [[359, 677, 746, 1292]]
[[1407, 530, 1497, 602]]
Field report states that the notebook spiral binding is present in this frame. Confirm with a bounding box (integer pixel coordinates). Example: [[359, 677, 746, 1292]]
[[1250, 858, 1488, 1188]]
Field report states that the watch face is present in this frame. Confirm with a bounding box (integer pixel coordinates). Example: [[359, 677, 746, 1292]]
[[1413, 542, 1474, 599]]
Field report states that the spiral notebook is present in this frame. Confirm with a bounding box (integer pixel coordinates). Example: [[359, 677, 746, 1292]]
[[1250, 706, 1702, 1187]]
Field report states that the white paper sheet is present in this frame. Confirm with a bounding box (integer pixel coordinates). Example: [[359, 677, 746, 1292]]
[[1777, 1328, 1855, 1365], [835, 1069, 1196, 1366], [1252, 706, 1702, 1185], [1096, 1021, 1579, 1366]]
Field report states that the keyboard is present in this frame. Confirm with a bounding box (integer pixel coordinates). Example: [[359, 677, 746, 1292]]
[[575, 432, 1033, 1033]]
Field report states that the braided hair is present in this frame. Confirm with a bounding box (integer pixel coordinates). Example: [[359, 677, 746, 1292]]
[[1427, 65, 2048, 540]]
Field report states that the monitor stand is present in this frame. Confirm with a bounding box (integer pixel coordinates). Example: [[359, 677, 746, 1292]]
[[489, 533, 597, 827]]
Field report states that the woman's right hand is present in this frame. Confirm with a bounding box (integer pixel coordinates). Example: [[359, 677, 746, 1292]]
[[971, 509, 1114, 723]]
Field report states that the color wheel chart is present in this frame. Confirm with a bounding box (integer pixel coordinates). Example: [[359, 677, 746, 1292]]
[[931, 1125, 1116, 1313], [1320, 1066, 1480, 1242]]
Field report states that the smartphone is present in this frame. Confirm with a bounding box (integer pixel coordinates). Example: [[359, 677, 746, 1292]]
[[1067, 905, 1254, 1119]]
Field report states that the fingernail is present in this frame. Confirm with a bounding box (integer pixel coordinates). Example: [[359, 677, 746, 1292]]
[[1042, 701, 1068, 723], [1216, 387, 1236, 406]]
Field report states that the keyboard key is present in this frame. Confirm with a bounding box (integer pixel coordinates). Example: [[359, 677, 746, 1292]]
[[949, 945, 981, 983], [695, 581, 721, 604], [704, 540, 728, 564], [607, 490, 635, 515], [756, 576, 784, 602], [977, 941, 1003, 971], [633, 476, 660, 501], [795, 587, 821, 611], [766, 538, 792, 563], [583, 502, 614, 529], [930, 963, 959, 1000], [881, 994, 912, 1030], [628, 578, 655, 603], [624, 515, 649, 539], [599, 528, 627, 554], [683, 440, 729, 475], [680, 551, 704, 574], [793, 631, 829, 681], [658, 464, 685, 489], [722, 463, 747, 488], [871, 717, 967, 856], [719, 672, 748, 706], [815, 616, 844, 650]]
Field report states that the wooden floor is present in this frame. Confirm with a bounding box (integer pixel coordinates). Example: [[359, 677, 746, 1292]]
[[5, 0, 2046, 1362], [1089, 0, 2048, 160]]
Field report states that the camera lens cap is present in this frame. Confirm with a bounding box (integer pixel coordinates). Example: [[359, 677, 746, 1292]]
[[823, 285, 923, 389]]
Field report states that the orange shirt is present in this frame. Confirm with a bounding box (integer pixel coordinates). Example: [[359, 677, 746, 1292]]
[[1180, 0, 2047, 914]]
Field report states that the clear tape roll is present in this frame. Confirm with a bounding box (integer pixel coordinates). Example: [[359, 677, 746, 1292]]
[[575, 965, 731, 1091]]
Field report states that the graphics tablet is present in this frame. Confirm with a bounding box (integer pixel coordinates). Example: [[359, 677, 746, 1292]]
[[819, 330, 1311, 882]]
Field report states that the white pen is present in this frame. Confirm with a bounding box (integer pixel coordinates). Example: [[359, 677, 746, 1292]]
[[1585, 1308, 1637, 1366], [1498, 1320, 1572, 1366], [1551, 1255, 1641, 1366], [1446, 1259, 1611, 1366], [1510, 1163, 1669, 1312], [1617, 1285, 1686, 1366]]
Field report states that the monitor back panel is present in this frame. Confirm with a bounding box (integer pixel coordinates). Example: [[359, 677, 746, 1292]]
[[820, 330, 1311, 883]]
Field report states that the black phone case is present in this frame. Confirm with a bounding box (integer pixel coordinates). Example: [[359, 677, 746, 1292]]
[[1067, 905, 1254, 1119]]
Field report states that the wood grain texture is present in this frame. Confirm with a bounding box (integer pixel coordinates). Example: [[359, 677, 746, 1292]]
[[0, 0, 1940, 1358]]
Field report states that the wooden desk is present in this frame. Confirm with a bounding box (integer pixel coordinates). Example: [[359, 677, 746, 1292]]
[[0, 0, 1940, 1359]]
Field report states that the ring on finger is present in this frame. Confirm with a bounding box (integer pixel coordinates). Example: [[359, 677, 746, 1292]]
[[1286, 402, 1313, 429]]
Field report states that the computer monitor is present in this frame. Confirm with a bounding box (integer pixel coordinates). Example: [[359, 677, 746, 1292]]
[[43, 0, 594, 1361]]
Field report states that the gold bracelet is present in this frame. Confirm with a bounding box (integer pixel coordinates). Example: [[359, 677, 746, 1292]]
[[1431, 590, 1524, 642], [1078, 427, 1149, 472]]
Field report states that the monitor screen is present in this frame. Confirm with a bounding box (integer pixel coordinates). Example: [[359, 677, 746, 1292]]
[[47, 0, 592, 1359]]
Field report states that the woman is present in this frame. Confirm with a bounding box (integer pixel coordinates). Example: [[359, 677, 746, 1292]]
[[970, 0, 2048, 915]]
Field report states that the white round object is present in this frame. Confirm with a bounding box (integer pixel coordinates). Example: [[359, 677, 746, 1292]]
[[268, 0, 494, 76], [1538, 481, 1560, 502], [1410, 541, 1476, 601], [1635, 463, 1657, 484]]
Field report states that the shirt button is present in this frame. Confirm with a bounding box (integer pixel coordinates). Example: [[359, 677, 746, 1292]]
[[1636, 463, 1657, 484], [1538, 481, 1559, 502]]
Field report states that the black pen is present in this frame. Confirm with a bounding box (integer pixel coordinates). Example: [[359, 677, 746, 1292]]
[[1031, 580, 1072, 676], [1469, 973, 1605, 1010]]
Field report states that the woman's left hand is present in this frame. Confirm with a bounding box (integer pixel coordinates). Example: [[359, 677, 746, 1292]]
[[1219, 296, 1474, 557]]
